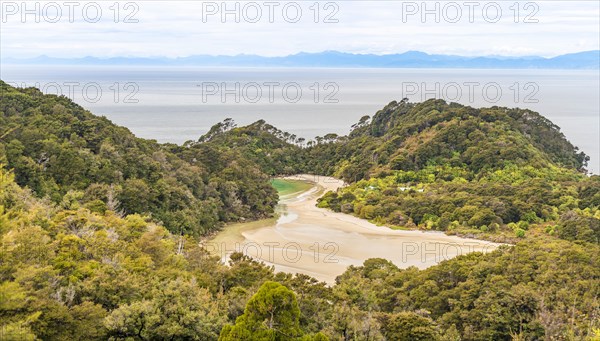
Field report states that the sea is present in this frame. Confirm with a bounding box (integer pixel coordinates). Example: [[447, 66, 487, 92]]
[[2, 65, 598, 173]]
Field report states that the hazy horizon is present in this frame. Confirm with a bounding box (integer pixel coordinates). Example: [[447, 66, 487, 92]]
[[2, 1, 598, 59], [5, 49, 599, 60]]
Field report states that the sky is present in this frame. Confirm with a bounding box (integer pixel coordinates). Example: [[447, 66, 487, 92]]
[[1, 0, 599, 59]]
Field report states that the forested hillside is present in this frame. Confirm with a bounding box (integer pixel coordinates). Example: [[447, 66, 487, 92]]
[[1, 164, 598, 340], [310, 100, 599, 243], [197, 98, 599, 243], [0, 81, 277, 236], [305, 99, 589, 180], [1, 82, 599, 339], [184, 118, 303, 176]]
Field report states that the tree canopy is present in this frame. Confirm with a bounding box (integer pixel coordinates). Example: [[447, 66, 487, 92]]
[[1, 81, 599, 340], [0, 81, 278, 236]]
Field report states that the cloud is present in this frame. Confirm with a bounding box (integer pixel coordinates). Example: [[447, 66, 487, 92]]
[[1, 0, 598, 58]]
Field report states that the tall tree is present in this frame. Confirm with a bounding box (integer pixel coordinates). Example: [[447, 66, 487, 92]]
[[219, 281, 303, 340]]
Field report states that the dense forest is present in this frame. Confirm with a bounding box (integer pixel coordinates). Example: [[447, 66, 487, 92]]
[[304, 99, 589, 179], [1, 163, 598, 340], [0, 81, 278, 236], [309, 100, 599, 243], [1, 82, 599, 340]]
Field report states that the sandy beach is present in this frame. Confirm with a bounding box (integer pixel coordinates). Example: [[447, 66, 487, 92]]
[[209, 174, 501, 284]]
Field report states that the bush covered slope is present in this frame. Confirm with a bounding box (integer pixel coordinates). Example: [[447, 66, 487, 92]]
[[0, 81, 278, 236], [305, 99, 589, 180], [185, 118, 303, 176], [1, 164, 598, 340], [1, 83, 599, 339], [310, 100, 599, 242]]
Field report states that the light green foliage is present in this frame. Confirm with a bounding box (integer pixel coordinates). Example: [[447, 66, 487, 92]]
[[0, 164, 335, 340], [380, 311, 439, 340], [1, 82, 599, 340]]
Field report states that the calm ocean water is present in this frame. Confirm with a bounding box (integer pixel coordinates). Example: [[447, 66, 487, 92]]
[[2, 66, 599, 173]]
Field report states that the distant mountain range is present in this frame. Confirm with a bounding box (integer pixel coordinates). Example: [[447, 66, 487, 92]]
[[3, 50, 599, 69]]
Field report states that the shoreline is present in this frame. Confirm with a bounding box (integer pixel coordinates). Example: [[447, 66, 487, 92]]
[[208, 174, 503, 284]]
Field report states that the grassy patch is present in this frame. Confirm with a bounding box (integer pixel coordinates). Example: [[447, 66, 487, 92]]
[[271, 179, 312, 197]]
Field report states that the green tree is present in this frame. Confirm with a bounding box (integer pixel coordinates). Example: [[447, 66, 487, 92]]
[[104, 278, 225, 340], [219, 281, 303, 340], [380, 312, 439, 340]]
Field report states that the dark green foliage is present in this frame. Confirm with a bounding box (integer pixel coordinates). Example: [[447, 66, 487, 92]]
[[304, 99, 588, 181], [310, 99, 598, 243], [556, 210, 600, 243], [188, 119, 304, 176], [327, 240, 599, 340], [318, 164, 600, 242], [0, 81, 278, 236], [219, 281, 302, 340]]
